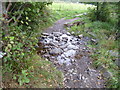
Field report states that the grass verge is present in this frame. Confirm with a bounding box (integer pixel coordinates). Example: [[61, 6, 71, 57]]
[[68, 17, 119, 88], [2, 53, 63, 88]]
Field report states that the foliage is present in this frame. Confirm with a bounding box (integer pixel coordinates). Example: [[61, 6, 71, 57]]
[[3, 54, 63, 88], [2, 2, 54, 86], [15, 70, 30, 86], [87, 2, 110, 22], [27, 54, 63, 88]]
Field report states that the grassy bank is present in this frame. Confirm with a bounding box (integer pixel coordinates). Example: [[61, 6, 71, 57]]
[[3, 53, 63, 88], [68, 16, 119, 88]]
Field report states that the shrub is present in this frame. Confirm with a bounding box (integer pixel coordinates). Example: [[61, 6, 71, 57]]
[[2, 2, 52, 86], [87, 2, 110, 22]]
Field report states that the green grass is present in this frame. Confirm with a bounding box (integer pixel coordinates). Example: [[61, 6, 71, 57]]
[[49, 2, 95, 11], [69, 16, 119, 88], [26, 54, 63, 88], [3, 53, 63, 88], [48, 2, 95, 20]]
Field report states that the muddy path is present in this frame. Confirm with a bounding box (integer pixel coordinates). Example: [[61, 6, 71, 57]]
[[38, 17, 105, 88]]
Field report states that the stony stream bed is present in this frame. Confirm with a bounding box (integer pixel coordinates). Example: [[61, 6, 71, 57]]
[[37, 31, 105, 88], [35, 17, 107, 88]]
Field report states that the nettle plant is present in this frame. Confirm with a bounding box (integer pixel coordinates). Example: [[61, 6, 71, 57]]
[[2, 2, 52, 85]]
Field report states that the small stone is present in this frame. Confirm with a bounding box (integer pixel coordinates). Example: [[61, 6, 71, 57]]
[[64, 58, 71, 65], [60, 41, 67, 46], [43, 54, 50, 58], [0, 52, 6, 58], [60, 44, 68, 49], [78, 34, 83, 39], [57, 58, 65, 65], [41, 33, 50, 36], [67, 44, 79, 50], [41, 35, 48, 38], [82, 76, 85, 80], [91, 39, 98, 44], [63, 50, 76, 57], [48, 35, 54, 39], [52, 41, 60, 46], [49, 48, 63, 56], [44, 45, 50, 49], [62, 37, 68, 42], [83, 47, 86, 50], [71, 59, 75, 63], [54, 37, 60, 41], [66, 32, 71, 35], [71, 31, 75, 34], [60, 34, 72, 42], [43, 39, 51, 44]]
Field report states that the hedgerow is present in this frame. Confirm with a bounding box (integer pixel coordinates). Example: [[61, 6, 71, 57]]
[[2, 2, 52, 85]]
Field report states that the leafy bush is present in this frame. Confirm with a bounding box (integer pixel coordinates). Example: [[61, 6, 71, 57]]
[[2, 2, 53, 86], [87, 2, 110, 22]]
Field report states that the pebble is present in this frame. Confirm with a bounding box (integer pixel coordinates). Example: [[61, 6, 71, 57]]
[[63, 50, 76, 57], [78, 34, 83, 38], [49, 48, 63, 56]]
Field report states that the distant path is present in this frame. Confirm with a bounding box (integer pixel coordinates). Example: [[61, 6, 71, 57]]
[[38, 17, 105, 88], [44, 17, 80, 33]]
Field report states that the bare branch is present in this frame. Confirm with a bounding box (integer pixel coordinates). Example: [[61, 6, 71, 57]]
[[6, 2, 12, 12], [6, 3, 25, 25], [10, 3, 16, 12], [7, 18, 13, 23], [13, 13, 22, 25]]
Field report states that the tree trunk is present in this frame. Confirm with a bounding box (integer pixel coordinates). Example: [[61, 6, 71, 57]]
[[2, 2, 9, 37], [0, 1, 2, 51], [96, 2, 99, 21], [0, 1, 2, 28]]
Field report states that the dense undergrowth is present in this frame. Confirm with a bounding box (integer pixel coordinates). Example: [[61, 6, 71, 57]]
[[2, 2, 63, 88]]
